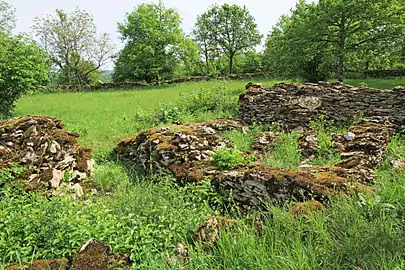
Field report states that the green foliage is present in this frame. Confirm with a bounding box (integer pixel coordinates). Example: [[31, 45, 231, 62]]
[[263, 1, 333, 82], [33, 8, 113, 87], [0, 166, 24, 187], [174, 38, 204, 77], [193, 4, 262, 75], [0, 172, 217, 265], [179, 82, 236, 115], [0, 0, 15, 34], [114, 1, 185, 83], [213, 148, 255, 170], [264, 0, 405, 82], [0, 33, 49, 118], [261, 132, 301, 169], [222, 124, 263, 152], [309, 115, 343, 166], [155, 105, 182, 124]]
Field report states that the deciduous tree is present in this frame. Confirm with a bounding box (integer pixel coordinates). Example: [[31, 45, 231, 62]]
[[113, 1, 185, 83], [194, 4, 262, 75], [314, 0, 405, 82], [0, 0, 15, 33], [33, 8, 113, 86]]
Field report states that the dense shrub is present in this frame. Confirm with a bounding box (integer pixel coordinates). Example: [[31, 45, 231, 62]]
[[0, 33, 49, 118]]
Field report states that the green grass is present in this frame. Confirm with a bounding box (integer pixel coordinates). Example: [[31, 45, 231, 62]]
[[14, 78, 277, 156], [2, 78, 405, 269], [260, 132, 302, 169], [344, 78, 405, 89]]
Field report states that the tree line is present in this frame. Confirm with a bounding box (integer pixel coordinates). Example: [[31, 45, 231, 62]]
[[0, 0, 404, 116]]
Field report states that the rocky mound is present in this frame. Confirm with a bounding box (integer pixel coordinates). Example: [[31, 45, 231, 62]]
[[115, 118, 242, 176], [0, 115, 94, 197], [7, 239, 131, 270], [117, 118, 394, 209]]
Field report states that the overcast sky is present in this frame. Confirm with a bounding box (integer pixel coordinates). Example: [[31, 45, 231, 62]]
[[11, 0, 303, 68]]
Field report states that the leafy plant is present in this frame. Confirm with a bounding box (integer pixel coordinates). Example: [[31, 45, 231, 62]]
[[179, 82, 236, 114], [222, 124, 262, 152], [0, 165, 24, 187], [155, 105, 182, 124], [213, 148, 255, 170]]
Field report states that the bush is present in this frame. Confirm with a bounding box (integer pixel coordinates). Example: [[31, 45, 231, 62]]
[[213, 148, 255, 170], [155, 105, 182, 124], [0, 33, 49, 118], [179, 82, 236, 114]]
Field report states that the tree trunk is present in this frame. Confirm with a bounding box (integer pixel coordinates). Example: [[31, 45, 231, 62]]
[[229, 53, 234, 75], [337, 11, 346, 83]]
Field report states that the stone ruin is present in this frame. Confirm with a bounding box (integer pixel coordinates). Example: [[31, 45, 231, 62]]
[[239, 82, 405, 129], [116, 82, 404, 209], [0, 115, 94, 197]]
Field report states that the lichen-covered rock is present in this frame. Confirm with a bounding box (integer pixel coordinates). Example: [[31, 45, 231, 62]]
[[239, 82, 405, 129], [71, 239, 131, 270], [194, 217, 238, 250], [166, 242, 190, 267], [0, 115, 94, 196], [117, 117, 390, 209], [7, 259, 69, 270], [291, 201, 324, 216], [299, 130, 320, 157], [115, 118, 242, 176], [252, 132, 280, 152], [333, 117, 395, 184]]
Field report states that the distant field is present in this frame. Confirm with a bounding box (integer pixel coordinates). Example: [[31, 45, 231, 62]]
[[14, 78, 404, 153]]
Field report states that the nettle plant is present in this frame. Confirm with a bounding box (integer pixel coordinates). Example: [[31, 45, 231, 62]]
[[213, 148, 255, 170]]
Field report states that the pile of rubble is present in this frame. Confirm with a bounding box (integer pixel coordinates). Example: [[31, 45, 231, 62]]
[[0, 115, 94, 197], [115, 118, 242, 177], [238, 81, 405, 129], [7, 239, 131, 270]]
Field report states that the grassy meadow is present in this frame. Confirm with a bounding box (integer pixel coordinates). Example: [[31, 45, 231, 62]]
[[1, 78, 405, 269]]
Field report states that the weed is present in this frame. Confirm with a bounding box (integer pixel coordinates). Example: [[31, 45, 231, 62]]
[[213, 148, 255, 170], [222, 124, 262, 152]]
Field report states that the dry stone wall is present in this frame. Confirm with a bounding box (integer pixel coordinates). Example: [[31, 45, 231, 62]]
[[238, 82, 405, 129], [0, 115, 94, 197]]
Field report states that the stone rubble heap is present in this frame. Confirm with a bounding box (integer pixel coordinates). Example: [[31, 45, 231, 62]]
[[7, 239, 131, 270], [115, 119, 381, 209], [238, 81, 405, 129], [0, 115, 94, 197], [115, 118, 242, 177], [333, 117, 395, 184], [298, 130, 320, 158], [252, 131, 281, 152]]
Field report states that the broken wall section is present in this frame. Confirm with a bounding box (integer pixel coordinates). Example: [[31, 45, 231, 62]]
[[238, 82, 405, 130]]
